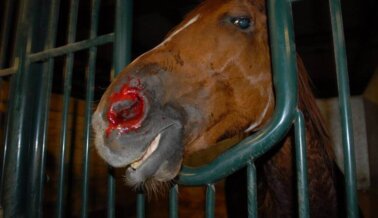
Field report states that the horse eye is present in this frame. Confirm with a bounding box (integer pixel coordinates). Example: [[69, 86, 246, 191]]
[[230, 17, 252, 30]]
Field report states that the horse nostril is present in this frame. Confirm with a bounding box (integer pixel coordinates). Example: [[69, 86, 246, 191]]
[[109, 99, 140, 123], [106, 83, 147, 136]]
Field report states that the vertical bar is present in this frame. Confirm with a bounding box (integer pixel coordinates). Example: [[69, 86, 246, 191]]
[[169, 185, 179, 218], [205, 184, 215, 218], [0, 77, 15, 211], [107, 1, 133, 217], [27, 0, 61, 216], [107, 166, 116, 218], [56, 0, 80, 217], [81, 0, 101, 217], [294, 110, 310, 218], [136, 191, 145, 218], [328, 0, 359, 217], [3, 0, 36, 216], [247, 161, 258, 218], [113, 0, 133, 74]]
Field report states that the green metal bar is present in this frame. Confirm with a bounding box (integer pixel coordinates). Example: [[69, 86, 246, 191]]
[[105, 1, 133, 217], [56, 0, 80, 217], [28, 33, 114, 62], [0, 74, 15, 211], [205, 184, 215, 218], [81, 0, 101, 217], [178, 0, 298, 185], [113, 0, 133, 75], [247, 161, 257, 218], [169, 185, 179, 218], [27, 0, 61, 216], [136, 192, 145, 218], [294, 110, 310, 218], [2, 0, 37, 216], [328, 0, 359, 217], [106, 167, 116, 218]]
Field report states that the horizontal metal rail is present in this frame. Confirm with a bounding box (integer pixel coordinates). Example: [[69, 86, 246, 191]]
[[28, 33, 114, 62], [0, 58, 19, 76]]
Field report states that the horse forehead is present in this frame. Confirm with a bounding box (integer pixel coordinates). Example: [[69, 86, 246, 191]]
[[163, 14, 201, 44]]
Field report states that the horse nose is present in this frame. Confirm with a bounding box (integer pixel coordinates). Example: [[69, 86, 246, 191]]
[[106, 83, 148, 136]]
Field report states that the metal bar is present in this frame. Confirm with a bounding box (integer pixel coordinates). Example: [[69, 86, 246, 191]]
[[56, 0, 80, 217], [0, 0, 16, 68], [27, 0, 61, 216], [0, 73, 16, 211], [107, 167, 116, 218], [178, 0, 298, 186], [136, 192, 145, 218], [0, 66, 17, 77], [328, 0, 359, 217], [105, 1, 133, 217], [169, 185, 179, 218], [0, 58, 18, 76], [247, 161, 257, 218], [113, 0, 133, 75], [81, 0, 101, 217], [2, 0, 37, 216], [294, 110, 310, 218], [205, 184, 215, 218], [28, 33, 114, 62]]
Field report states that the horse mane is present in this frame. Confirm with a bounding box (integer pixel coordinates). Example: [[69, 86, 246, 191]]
[[296, 56, 335, 160]]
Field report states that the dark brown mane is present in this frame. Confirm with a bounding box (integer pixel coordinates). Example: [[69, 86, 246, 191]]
[[297, 57, 334, 160]]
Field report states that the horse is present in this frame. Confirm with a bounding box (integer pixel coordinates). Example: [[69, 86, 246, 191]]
[[92, 0, 345, 217]]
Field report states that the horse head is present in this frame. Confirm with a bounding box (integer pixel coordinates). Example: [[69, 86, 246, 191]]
[[92, 0, 274, 190]]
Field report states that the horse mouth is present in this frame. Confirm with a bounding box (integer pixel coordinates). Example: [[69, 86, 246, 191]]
[[129, 133, 162, 170], [93, 91, 185, 189]]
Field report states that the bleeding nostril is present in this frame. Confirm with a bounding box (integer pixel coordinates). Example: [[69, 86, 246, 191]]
[[109, 99, 139, 123], [106, 83, 146, 136]]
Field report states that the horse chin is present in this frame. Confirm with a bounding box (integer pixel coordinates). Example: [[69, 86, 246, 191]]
[[122, 124, 184, 191]]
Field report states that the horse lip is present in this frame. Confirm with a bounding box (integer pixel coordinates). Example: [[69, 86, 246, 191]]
[[129, 133, 162, 170], [127, 121, 178, 170]]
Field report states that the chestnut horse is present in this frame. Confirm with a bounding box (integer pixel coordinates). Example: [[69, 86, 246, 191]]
[[92, 0, 344, 217]]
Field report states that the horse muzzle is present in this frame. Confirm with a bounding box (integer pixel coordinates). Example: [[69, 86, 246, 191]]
[[92, 73, 185, 186]]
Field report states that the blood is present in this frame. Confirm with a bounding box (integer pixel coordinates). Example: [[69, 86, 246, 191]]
[[106, 82, 145, 136]]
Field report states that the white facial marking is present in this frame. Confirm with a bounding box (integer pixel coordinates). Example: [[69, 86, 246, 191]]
[[246, 72, 270, 85], [161, 14, 201, 45], [129, 14, 201, 65]]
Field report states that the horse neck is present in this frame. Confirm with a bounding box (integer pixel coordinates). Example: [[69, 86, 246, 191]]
[[258, 58, 339, 217], [296, 57, 334, 161]]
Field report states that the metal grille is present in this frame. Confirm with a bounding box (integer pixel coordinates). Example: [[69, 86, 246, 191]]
[[0, 0, 359, 217]]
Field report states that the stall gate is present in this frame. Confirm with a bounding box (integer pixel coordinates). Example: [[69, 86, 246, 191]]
[[0, 0, 359, 217]]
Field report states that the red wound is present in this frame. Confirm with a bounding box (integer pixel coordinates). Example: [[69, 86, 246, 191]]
[[106, 83, 146, 136]]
